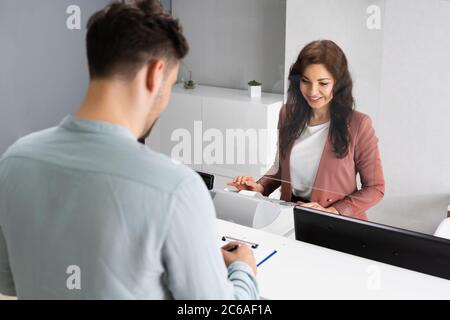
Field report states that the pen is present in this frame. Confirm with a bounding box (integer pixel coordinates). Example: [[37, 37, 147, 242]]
[[223, 244, 239, 252], [256, 250, 277, 267]]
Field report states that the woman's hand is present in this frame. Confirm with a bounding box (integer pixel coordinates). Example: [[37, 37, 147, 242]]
[[227, 176, 264, 194], [297, 201, 339, 215]]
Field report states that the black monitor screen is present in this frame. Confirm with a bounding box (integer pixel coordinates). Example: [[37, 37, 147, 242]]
[[294, 206, 450, 280], [196, 171, 215, 190]]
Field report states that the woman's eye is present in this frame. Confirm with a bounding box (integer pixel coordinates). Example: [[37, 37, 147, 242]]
[[320, 83, 329, 86], [301, 79, 309, 83]]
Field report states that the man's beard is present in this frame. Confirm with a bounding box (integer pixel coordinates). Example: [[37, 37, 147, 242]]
[[138, 117, 159, 145]]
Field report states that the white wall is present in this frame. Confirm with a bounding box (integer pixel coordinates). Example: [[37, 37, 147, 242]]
[[286, 0, 450, 233], [172, 0, 286, 94], [374, 0, 450, 233]]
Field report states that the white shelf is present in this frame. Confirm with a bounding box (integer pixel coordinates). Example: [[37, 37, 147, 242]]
[[147, 84, 284, 180], [173, 83, 283, 105]]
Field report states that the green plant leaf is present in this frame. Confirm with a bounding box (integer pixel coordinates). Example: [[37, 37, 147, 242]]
[[248, 80, 262, 86]]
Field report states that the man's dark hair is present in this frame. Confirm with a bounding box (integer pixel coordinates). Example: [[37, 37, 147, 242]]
[[86, 0, 189, 80]]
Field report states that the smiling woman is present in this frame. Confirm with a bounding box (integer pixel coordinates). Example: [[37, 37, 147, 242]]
[[229, 40, 385, 220]]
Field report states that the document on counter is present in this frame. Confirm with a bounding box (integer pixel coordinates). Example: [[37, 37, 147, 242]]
[[220, 235, 277, 267]]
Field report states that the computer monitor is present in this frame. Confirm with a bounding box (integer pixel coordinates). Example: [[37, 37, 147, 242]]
[[294, 206, 450, 280], [196, 171, 215, 190]]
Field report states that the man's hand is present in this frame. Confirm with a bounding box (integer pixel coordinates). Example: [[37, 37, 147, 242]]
[[221, 242, 257, 275]]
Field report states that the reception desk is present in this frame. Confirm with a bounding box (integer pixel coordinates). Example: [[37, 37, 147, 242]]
[[217, 219, 450, 299]]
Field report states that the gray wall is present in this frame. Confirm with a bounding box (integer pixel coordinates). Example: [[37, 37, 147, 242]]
[[374, 0, 450, 233], [160, 0, 172, 12], [0, 0, 110, 154], [172, 0, 286, 94], [286, 0, 450, 233]]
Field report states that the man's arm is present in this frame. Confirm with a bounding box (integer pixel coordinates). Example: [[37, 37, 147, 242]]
[[161, 174, 259, 300], [0, 226, 16, 296]]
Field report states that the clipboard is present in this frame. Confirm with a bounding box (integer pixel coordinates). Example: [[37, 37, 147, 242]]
[[221, 236, 277, 267]]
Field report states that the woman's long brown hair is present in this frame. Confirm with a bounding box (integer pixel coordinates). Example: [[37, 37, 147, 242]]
[[280, 40, 355, 158]]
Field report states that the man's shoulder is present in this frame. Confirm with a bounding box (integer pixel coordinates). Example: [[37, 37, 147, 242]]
[[1, 127, 58, 159], [116, 145, 201, 195], [1, 128, 201, 196]]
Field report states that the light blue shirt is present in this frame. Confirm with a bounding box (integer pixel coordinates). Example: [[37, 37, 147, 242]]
[[0, 116, 258, 299]]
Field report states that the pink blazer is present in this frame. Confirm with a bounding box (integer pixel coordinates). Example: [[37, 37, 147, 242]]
[[257, 105, 385, 220]]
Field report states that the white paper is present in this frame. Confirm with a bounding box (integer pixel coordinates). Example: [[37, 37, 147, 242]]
[[220, 237, 277, 267], [238, 190, 264, 198]]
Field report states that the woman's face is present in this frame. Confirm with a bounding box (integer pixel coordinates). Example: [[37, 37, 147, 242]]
[[299, 63, 335, 111]]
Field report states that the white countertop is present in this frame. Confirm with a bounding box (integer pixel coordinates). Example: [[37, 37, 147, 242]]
[[217, 219, 450, 300]]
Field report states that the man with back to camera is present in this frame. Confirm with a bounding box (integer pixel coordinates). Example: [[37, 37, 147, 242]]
[[0, 0, 258, 299]]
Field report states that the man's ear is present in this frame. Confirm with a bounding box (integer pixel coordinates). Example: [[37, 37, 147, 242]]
[[146, 59, 165, 94]]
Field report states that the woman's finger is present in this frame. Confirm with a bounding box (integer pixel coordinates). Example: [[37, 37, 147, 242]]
[[300, 202, 313, 207], [301, 202, 321, 209]]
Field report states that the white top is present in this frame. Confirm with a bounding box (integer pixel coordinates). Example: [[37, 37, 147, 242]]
[[290, 121, 330, 199]]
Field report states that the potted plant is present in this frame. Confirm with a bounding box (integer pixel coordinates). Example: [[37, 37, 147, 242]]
[[184, 80, 196, 89], [183, 71, 196, 89], [248, 80, 262, 98]]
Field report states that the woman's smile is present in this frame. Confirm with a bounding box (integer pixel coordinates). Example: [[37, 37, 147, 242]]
[[307, 96, 323, 103]]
